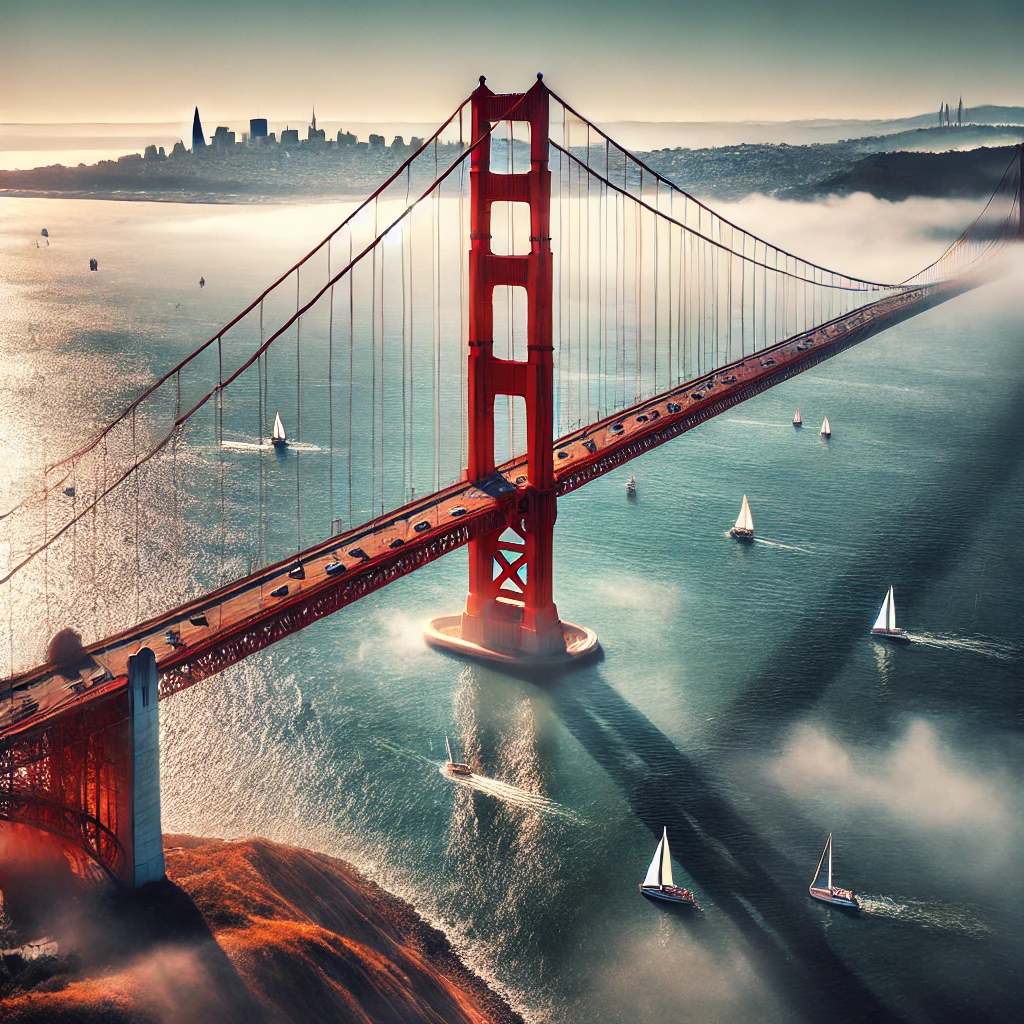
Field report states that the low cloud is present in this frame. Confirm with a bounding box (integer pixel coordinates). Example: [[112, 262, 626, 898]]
[[592, 921, 784, 1024], [357, 611, 427, 661], [770, 719, 1020, 873], [595, 577, 681, 619]]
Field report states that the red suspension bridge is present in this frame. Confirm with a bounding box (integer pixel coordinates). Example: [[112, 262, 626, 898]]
[[1, 76, 1021, 884]]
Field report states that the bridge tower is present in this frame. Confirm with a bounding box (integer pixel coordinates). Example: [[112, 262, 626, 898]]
[[425, 76, 598, 666]]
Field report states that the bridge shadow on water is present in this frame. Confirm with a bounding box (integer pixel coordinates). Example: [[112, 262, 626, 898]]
[[548, 667, 897, 1024]]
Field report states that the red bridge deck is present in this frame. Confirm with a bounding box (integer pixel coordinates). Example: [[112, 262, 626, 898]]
[[0, 277, 970, 743]]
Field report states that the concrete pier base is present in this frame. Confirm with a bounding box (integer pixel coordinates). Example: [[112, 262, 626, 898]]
[[128, 647, 165, 887], [424, 614, 599, 669]]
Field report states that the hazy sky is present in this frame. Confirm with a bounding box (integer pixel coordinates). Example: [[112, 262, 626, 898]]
[[3, 0, 1022, 124]]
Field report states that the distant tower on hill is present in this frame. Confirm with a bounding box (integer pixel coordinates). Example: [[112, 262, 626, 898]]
[[192, 106, 206, 151], [957, 96, 964, 127]]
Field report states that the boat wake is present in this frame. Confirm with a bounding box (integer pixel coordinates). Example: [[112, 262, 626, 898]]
[[753, 537, 814, 554], [857, 894, 991, 937], [220, 440, 273, 452], [440, 766, 586, 824], [725, 418, 790, 429], [219, 440, 323, 453], [904, 632, 1020, 661], [370, 739, 585, 823]]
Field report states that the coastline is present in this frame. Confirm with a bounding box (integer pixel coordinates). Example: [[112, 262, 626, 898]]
[[0, 833, 527, 1024]]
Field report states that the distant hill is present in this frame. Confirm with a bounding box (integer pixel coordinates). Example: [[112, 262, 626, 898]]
[[786, 146, 1020, 201], [602, 106, 1024, 151], [863, 124, 1024, 154], [965, 105, 1024, 126]]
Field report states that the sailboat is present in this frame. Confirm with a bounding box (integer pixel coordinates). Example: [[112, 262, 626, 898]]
[[871, 585, 910, 643], [626, 474, 636, 494], [820, 416, 831, 438], [793, 407, 802, 427], [729, 494, 754, 542], [271, 411, 288, 448], [639, 827, 700, 908], [808, 833, 859, 909], [444, 735, 472, 776]]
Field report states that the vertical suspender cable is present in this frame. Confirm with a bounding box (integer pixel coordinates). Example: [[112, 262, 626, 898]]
[[295, 270, 302, 555], [217, 334, 226, 584], [585, 123, 591, 425], [328, 280, 335, 532], [380, 212, 386, 515], [372, 201, 378, 518], [348, 233, 354, 528]]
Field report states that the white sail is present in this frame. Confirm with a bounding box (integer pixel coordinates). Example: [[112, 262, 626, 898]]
[[643, 834, 664, 887], [821, 416, 831, 436], [873, 588, 891, 631], [272, 411, 286, 442], [445, 735, 454, 763], [735, 495, 754, 533], [887, 586, 897, 631], [811, 833, 832, 890], [660, 827, 675, 888], [793, 408, 802, 425]]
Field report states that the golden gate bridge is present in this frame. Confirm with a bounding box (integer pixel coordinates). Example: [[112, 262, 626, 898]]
[[1, 76, 1021, 885]]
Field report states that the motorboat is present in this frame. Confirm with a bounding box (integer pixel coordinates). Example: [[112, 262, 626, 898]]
[[729, 494, 754, 542], [445, 735, 472, 776], [271, 411, 288, 447], [808, 833, 859, 909], [639, 827, 700, 909], [871, 585, 910, 643]]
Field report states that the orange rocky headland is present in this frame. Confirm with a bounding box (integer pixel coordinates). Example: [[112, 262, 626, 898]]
[[0, 834, 524, 1024]]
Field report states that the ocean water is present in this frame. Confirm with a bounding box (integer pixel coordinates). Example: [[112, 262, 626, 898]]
[[2, 195, 1023, 1024]]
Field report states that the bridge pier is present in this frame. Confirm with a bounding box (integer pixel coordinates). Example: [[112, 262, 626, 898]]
[[127, 647, 164, 886], [425, 75, 598, 669]]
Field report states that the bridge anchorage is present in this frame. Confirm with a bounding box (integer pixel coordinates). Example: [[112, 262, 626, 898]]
[[425, 76, 599, 667]]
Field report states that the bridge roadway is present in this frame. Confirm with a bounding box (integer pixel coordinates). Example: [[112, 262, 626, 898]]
[[0, 276, 972, 742]]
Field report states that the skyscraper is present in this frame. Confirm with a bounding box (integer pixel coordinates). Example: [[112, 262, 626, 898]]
[[308, 106, 325, 143], [192, 106, 206, 151]]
